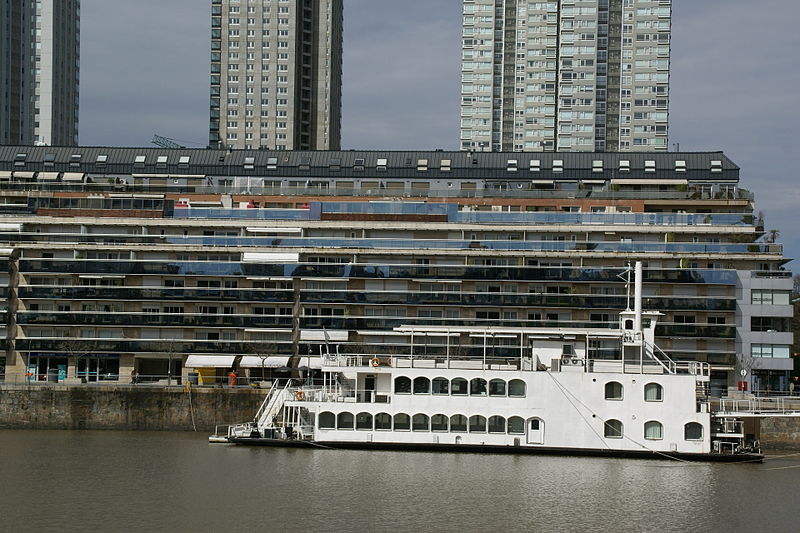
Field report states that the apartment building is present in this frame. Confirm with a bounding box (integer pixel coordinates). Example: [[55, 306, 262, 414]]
[[0, 0, 80, 146], [0, 147, 792, 393], [460, 0, 670, 152], [210, 0, 343, 150]]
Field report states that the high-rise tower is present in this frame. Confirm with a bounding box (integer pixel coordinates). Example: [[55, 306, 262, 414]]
[[0, 0, 80, 146], [460, 0, 670, 152], [210, 0, 343, 150]]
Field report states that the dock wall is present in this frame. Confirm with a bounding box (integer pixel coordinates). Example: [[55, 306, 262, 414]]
[[0, 384, 264, 432], [759, 418, 800, 451]]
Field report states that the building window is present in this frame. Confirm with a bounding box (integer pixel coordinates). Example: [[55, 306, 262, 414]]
[[644, 383, 663, 402], [605, 381, 624, 400], [644, 421, 663, 440], [507, 416, 525, 434], [394, 376, 411, 394], [412, 413, 430, 431], [451, 378, 468, 395], [432, 377, 449, 395], [318, 411, 335, 429], [684, 422, 703, 441], [604, 419, 623, 439], [431, 414, 449, 432], [355, 412, 373, 431], [508, 379, 526, 397], [336, 412, 354, 430], [393, 413, 410, 431], [469, 415, 487, 433], [374, 412, 391, 430], [413, 377, 431, 394]]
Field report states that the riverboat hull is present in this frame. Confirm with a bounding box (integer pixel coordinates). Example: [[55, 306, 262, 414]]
[[225, 436, 763, 463]]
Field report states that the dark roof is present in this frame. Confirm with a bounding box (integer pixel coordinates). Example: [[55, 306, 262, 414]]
[[0, 145, 740, 181]]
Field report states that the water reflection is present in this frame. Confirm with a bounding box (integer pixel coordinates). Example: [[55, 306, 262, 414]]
[[0, 431, 796, 532]]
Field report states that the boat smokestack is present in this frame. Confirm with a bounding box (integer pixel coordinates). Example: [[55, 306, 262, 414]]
[[634, 261, 643, 332]]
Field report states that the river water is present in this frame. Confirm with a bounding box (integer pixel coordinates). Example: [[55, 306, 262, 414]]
[[0, 430, 797, 533]]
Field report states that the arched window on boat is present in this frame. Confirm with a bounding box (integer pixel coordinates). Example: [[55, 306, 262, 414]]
[[507, 416, 525, 434], [684, 422, 703, 441], [450, 414, 468, 432], [489, 379, 506, 396], [644, 420, 663, 440], [488, 415, 506, 433], [356, 412, 373, 431], [413, 376, 431, 394], [432, 377, 449, 395], [412, 413, 430, 431], [470, 378, 487, 396], [469, 415, 487, 433], [644, 382, 663, 402], [394, 376, 411, 394], [431, 414, 449, 432], [508, 379, 526, 397], [604, 419, 623, 438], [393, 413, 411, 431], [337, 412, 354, 430], [374, 412, 392, 431], [451, 378, 468, 395], [319, 411, 335, 429], [605, 381, 624, 400]]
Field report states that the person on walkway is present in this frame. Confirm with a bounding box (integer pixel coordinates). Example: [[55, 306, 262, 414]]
[[790, 379, 796, 396], [228, 370, 238, 388]]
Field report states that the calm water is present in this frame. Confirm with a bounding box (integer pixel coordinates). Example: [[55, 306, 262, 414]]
[[0, 431, 798, 533]]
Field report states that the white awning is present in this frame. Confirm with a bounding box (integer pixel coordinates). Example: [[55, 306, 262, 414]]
[[246, 227, 303, 234], [62, 172, 85, 182], [611, 179, 688, 185], [13, 171, 35, 179], [0, 248, 15, 256], [239, 356, 288, 368], [0, 223, 22, 232], [78, 275, 126, 279], [242, 252, 299, 263], [0, 171, 12, 180], [581, 180, 606, 184], [185, 355, 236, 368], [190, 201, 223, 206], [300, 330, 349, 341], [37, 172, 60, 181]]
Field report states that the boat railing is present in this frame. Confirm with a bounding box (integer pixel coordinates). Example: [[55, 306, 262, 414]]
[[284, 385, 393, 404], [717, 396, 800, 415]]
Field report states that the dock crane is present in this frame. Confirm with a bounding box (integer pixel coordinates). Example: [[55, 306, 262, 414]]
[[150, 134, 185, 149]]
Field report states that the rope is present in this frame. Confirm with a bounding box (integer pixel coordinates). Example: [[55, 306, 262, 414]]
[[546, 371, 693, 463], [186, 382, 197, 432]]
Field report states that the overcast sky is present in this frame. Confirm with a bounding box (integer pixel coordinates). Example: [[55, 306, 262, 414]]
[[79, 0, 800, 264]]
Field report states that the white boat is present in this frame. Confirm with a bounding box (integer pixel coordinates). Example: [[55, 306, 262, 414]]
[[214, 262, 761, 462]]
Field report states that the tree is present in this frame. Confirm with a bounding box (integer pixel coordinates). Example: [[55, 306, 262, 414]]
[[244, 341, 279, 381], [150, 339, 185, 385], [55, 337, 102, 382], [765, 229, 781, 244]]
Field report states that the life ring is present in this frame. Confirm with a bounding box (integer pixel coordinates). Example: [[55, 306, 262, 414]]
[[370, 357, 381, 368], [294, 391, 305, 401], [384, 356, 392, 367]]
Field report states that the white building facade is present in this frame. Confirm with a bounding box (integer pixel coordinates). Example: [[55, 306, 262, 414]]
[[460, 0, 670, 152]]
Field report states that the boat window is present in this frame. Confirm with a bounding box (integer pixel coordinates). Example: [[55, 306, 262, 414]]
[[605, 381, 624, 400], [431, 414, 449, 432], [604, 419, 623, 438], [337, 412, 354, 430], [508, 379, 526, 397], [393, 413, 411, 431], [469, 415, 487, 433], [488, 415, 506, 433], [451, 378, 468, 395], [489, 379, 506, 396], [412, 413, 430, 432], [356, 412, 373, 431], [432, 377, 449, 395], [319, 411, 335, 429], [450, 414, 467, 432], [413, 376, 431, 394], [395, 376, 411, 394], [684, 422, 703, 441], [374, 412, 392, 431], [644, 420, 663, 440], [507, 416, 525, 434], [644, 383, 663, 402], [470, 378, 487, 396]]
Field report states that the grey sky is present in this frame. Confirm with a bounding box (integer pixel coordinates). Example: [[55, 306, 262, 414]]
[[79, 0, 800, 265]]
